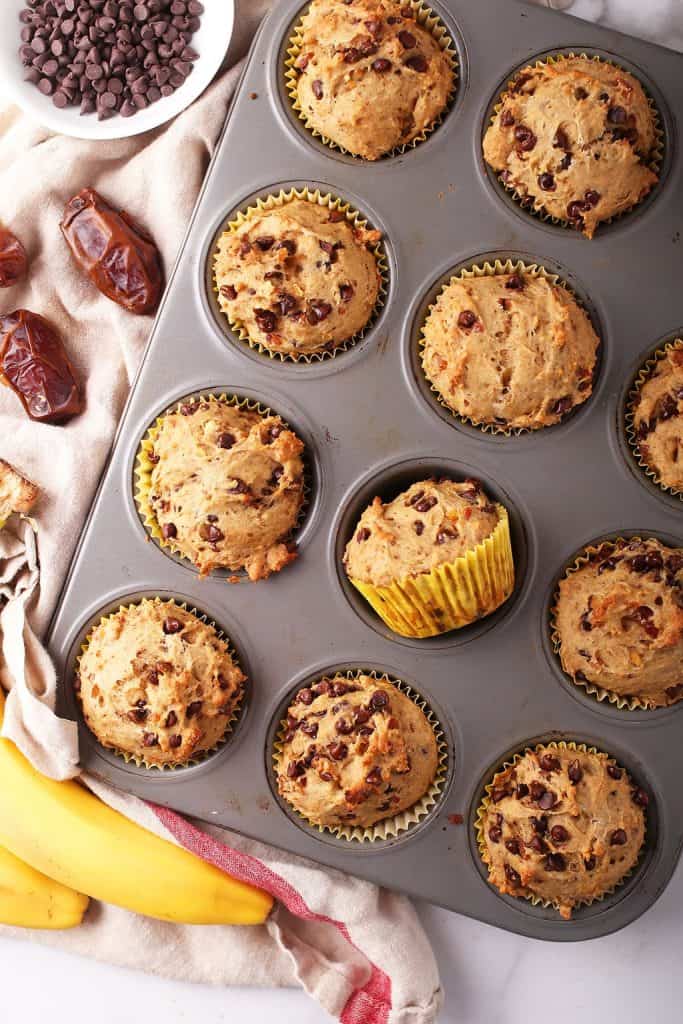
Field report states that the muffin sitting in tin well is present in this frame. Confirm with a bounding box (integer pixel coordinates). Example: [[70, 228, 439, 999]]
[[293, 0, 454, 160], [214, 198, 381, 358], [555, 538, 683, 708], [631, 345, 683, 495], [421, 268, 600, 431], [479, 744, 647, 919], [76, 600, 245, 768], [483, 56, 659, 238], [277, 674, 438, 831]]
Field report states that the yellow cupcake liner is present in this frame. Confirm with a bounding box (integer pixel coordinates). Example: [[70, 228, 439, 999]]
[[75, 597, 246, 771], [284, 0, 458, 160], [487, 52, 665, 232], [549, 536, 675, 711], [133, 391, 310, 581], [419, 258, 599, 436], [625, 338, 683, 501], [211, 187, 388, 364], [350, 505, 514, 638], [475, 740, 646, 918], [273, 670, 449, 843]]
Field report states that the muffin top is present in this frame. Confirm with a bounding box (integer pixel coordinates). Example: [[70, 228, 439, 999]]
[[421, 270, 599, 430], [146, 399, 305, 581], [294, 0, 453, 160], [483, 56, 658, 238], [631, 345, 683, 494], [481, 745, 647, 919], [556, 538, 683, 708], [76, 600, 245, 767], [214, 198, 381, 357], [344, 478, 501, 588], [0, 458, 39, 524], [277, 674, 438, 830]]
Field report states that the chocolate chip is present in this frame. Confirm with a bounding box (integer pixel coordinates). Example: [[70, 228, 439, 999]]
[[228, 478, 249, 495], [504, 864, 521, 887], [163, 617, 182, 634], [505, 838, 521, 855], [545, 852, 566, 872], [405, 54, 427, 72], [575, 86, 588, 100], [629, 551, 664, 574], [553, 128, 570, 150], [165, 710, 177, 728], [371, 57, 392, 72], [528, 835, 547, 854], [311, 79, 323, 99], [550, 825, 569, 844], [414, 521, 424, 536], [632, 787, 649, 808], [254, 308, 278, 333], [186, 700, 202, 719], [516, 783, 529, 799], [559, 152, 573, 171], [356, 527, 371, 543], [491, 784, 512, 803], [369, 689, 389, 711], [339, 282, 355, 302], [142, 732, 158, 747], [287, 760, 305, 778], [514, 124, 536, 151], [220, 284, 237, 300], [584, 854, 597, 870], [610, 828, 628, 846], [567, 200, 586, 222], [217, 431, 236, 449], [254, 236, 274, 252], [180, 402, 197, 415], [297, 687, 314, 706], [336, 717, 353, 735], [398, 30, 416, 48], [328, 741, 348, 760], [276, 291, 299, 316], [162, 523, 177, 539], [553, 396, 573, 416], [538, 790, 557, 811], [607, 105, 627, 125], [531, 815, 548, 835], [568, 759, 583, 784], [414, 495, 437, 513], [365, 766, 382, 785], [457, 310, 477, 329], [606, 764, 623, 780], [307, 299, 332, 324], [539, 753, 561, 773], [583, 189, 601, 208], [501, 109, 515, 127], [505, 274, 525, 291], [488, 825, 502, 843], [538, 172, 556, 191], [529, 780, 546, 802], [300, 720, 318, 738]]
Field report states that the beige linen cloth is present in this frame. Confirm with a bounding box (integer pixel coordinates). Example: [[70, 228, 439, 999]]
[[0, 0, 570, 1020]]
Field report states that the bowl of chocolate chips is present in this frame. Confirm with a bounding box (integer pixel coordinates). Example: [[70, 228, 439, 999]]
[[0, 0, 234, 139]]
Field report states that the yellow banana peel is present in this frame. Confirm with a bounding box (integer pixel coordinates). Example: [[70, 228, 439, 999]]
[[0, 843, 89, 930]]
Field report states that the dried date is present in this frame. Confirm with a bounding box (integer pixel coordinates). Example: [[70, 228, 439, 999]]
[[0, 310, 82, 424], [0, 227, 27, 287]]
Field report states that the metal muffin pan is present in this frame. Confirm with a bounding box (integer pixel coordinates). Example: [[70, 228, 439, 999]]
[[47, 0, 683, 941]]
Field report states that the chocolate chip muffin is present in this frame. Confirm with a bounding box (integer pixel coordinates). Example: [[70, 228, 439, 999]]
[[483, 56, 659, 238], [631, 345, 683, 494], [76, 600, 245, 767], [214, 197, 382, 358], [0, 458, 39, 525], [421, 269, 599, 431], [277, 674, 438, 831], [143, 398, 305, 581], [555, 538, 683, 708], [293, 0, 454, 160], [480, 745, 648, 919]]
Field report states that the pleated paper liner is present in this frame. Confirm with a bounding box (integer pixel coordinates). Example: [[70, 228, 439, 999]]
[[418, 258, 599, 437], [75, 597, 246, 771], [284, 0, 458, 160], [625, 338, 683, 501], [211, 187, 388, 364], [550, 536, 668, 712], [475, 741, 647, 918], [486, 52, 665, 232], [134, 391, 311, 580], [272, 670, 449, 843], [350, 505, 514, 639]]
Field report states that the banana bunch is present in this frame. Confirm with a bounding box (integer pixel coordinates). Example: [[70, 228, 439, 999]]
[[0, 690, 273, 926], [0, 844, 88, 929]]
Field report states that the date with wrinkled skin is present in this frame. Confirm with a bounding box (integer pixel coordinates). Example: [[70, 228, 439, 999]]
[[0, 310, 82, 424], [60, 188, 162, 315], [0, 227, 27, 287]]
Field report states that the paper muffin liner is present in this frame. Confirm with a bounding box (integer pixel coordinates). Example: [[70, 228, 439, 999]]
[[211, 187, 388, 364], [75, 597, 246, 771], [475, 740, 646, 917], [550, 536, 669, 711], [284, 0, 458, 160], [350, 505, 514, 638], [134, 391, 311, 580], [486, 52, 665, 232], [273, 670, 449, 843], [419, 258, 599, 436], [625, 337, 683, 501]]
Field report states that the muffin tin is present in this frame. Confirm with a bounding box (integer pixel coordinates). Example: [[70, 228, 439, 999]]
[[46, 0, 683, 941]]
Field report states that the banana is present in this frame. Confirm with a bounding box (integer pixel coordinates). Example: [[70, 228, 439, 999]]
[[0, 843, 88, 929], [0, 691, 273, 925]]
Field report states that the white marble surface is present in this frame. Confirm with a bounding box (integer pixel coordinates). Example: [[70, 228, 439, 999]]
[[2, 2, 682, 1022]]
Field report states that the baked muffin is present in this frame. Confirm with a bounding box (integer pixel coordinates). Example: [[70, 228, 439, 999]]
[[555, 538, 683, 708], [480, 744, 647, 919], [293, 0, 453, 160], [214, 198, 381, 358], [483, 56, 659, 238], [631, 344, 683, 494], [142, 398, 305, 581], [421, 269, 599, 430], [76, 600, 245, 767], [0, 458, 39, 525], [277, 674, 438, 831]]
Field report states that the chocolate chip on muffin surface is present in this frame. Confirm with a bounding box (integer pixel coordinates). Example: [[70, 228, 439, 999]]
[[631, 345, 683, 494]]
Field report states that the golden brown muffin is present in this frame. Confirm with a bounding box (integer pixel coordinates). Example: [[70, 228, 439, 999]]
[[483, 56, 659, 238], [555, 538, 683, 708], [145, 399, 305, 581], [0, 459, 39, 524], [344, 478, 500, 589], [631, 345, 683, 494], [214, 198, 381, 357], [293, 0, 453, 160], [480, 745, 647, 919], [76, 600, 245, 767], [277, 674, 438, 830], [421, 270, 599, 430]]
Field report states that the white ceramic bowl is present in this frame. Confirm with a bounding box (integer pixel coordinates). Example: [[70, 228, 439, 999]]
[[0, 0, 234, 140]]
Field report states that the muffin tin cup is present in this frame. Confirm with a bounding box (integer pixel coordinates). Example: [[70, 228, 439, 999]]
[[474, 740, 648, 918], [271, 670, 449, 843], [75, 597, 246, 772], [210, 186, 388, 364], [284, 0, 458, 161]]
